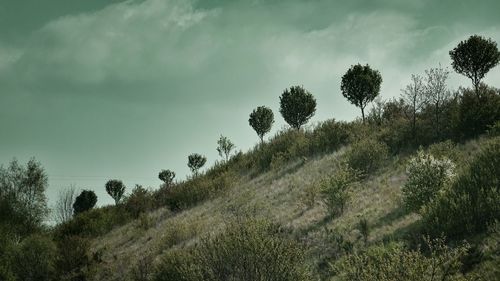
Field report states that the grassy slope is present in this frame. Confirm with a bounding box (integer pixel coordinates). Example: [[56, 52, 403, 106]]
[[90, 138, 486, 280]]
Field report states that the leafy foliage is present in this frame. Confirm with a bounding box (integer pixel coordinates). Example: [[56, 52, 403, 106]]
[[154, 219, 311, 281], [341, 64, 382, 122], [320, 165, 358, 218], [158, 169, 175, 187], [402, 149, 455, 213], [73, 190, 97, 215], [344, 139, 388, 177], [456, 85, 500, 139], [11, 234, 56, 281], [334, 237, 471, 281], [216, 135, 235, 161], [249, 106, 274, 143], [423, 137, 500, 238], [187, 153, 207, 176], [105, 179, 125, 205], [279, 85, 316, 130], [0, 158, 48, 236], [450, 35, 500, 93]]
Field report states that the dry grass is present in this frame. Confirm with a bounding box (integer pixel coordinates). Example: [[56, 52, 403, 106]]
[[89, 138, 484, 280]]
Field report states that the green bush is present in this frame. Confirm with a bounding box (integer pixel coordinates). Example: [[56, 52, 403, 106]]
[[12, 234, 56, 281], [320, 165, 358, 218], [402, 149, 456, 213], [334, 237, 470, 281], [124, 185, 153, 218], [55, 235, 92, 281], [309, 119, 350, 154], [422, 137, 500, 238], [456, 85, 500, 140], [344, 139, 389, 177], [154, 219, 311, 281], [54, 205, 132, 239], [162, 170, 237, 210]]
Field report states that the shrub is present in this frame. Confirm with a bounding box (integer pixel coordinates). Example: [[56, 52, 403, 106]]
[[320, 165, 358, 218], [158, 169, 175, 187], [162, 170, 237, 210], [12, 234, 56, 281], [309, 119, 350, 154], [55, 235, 92, 281], [54, 205, 132, 239], [402, 149, 455, 213], [344, 139, 388, 176], [124, 185, 153, 218], [334, 237, 470, 281], [154, 219, 311, 281], [187, 153, 207, 176], [456, 85, 500, 139], [73, 190, 97, 215], [422, 137, 500, 238], [105, 179, 126, 205]]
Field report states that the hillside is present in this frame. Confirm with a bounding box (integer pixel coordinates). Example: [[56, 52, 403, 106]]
[[87, 134, 496, 280]]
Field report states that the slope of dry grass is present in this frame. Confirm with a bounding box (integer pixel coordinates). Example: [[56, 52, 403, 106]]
[[90, 138, 485, 280]]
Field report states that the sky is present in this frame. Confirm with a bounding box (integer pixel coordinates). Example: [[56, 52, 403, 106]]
[[1, 0, 500, 209]]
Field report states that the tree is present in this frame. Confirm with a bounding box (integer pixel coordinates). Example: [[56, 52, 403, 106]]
[[105, 179, 126, 205], [0, 158, 48, 236], [53, 185, 77, 224], [72, 190, 97, 215], [279, 85, 316, 130], [341, 64, 382, 123], [187, 153, 207, 176], [216, 135, 235, 162], [424, 65, 452, 140], [248, 106, 274, 143], [449, 35, 500, 96], [401, 74, 427, 140], [158, 169, 175, 187]]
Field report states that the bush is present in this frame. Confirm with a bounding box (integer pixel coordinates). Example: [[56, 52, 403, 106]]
[[54, 205, 132, 239], [402, 149, 456, 213], [309, 119, 350, 154], [124, 185, 153, 218], [423, 137, 500, 238], [55, 235, 92, 281], [320, 165, 358, 217], [344, 139, 388, 176], [12, 234, 56, 281], [161, 170, 237, 210], [154, 219, 311, 281], [456, 85, 500, 140], [334, 237, 470, 281]]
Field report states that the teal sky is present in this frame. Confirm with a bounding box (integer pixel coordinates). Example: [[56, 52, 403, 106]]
[[1, 0, 500, 209]]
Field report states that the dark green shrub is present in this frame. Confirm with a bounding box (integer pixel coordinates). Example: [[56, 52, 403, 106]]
[[105, 179, 126, 205], [12, 234, 56, 281], [344, 139, 389, 176], [124, 185, 153, 218], [456, 85, 500, 140], [309, 119, 350, 154], [154, 219, 311, 281], [334, 237, 470, 281], [162, 170, 237, 210], [54, 205, 132, 239], [187, 153, 207, 176], [55, 235, 92, 281], [73, 190, 97, 215], [423, 137, 500, 238], [320, 165, 358, 218]]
